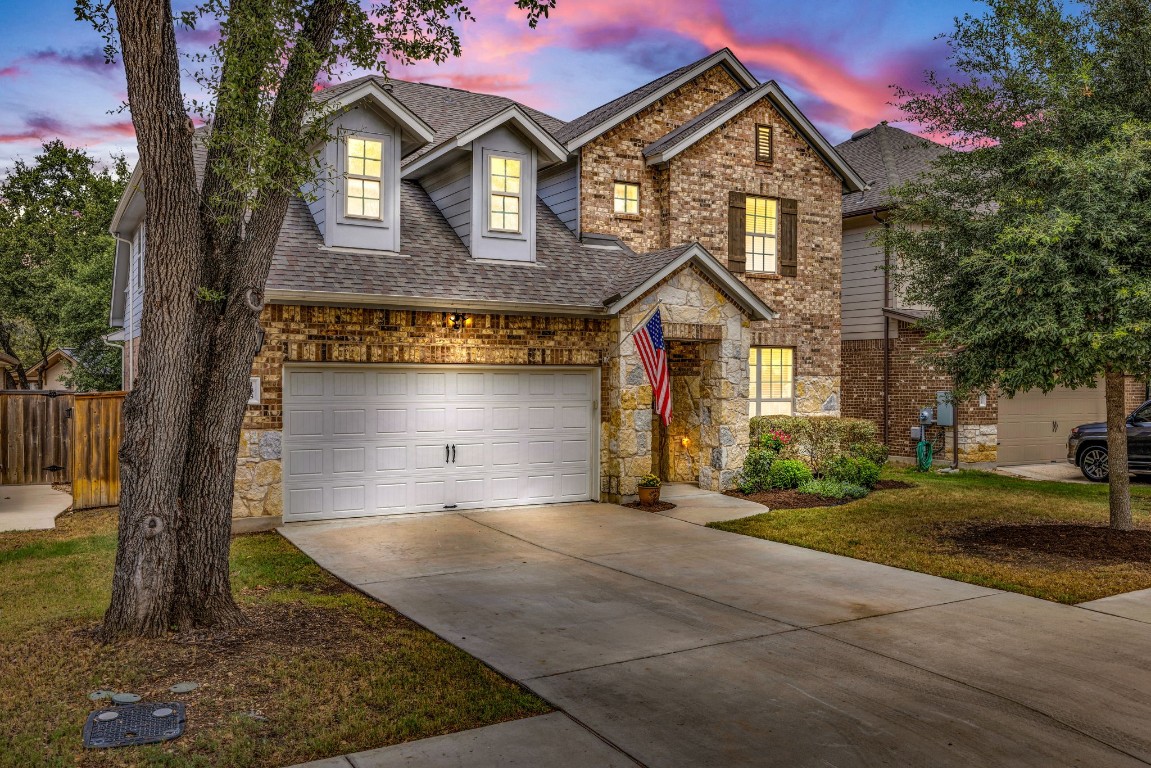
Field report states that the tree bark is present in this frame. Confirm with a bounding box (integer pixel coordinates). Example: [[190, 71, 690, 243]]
[[102, 0, 204, 639], [1105, 367, 1133, 531]]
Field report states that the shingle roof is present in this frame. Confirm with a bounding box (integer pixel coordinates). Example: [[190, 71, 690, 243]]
[[642, 87, 755, 158], [267, 181, 687, 311], [836, 123, 949, 217], [316, 76, 566, 162]]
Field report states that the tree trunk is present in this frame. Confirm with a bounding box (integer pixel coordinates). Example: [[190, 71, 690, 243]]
[[1105, 368, 1133, 531]]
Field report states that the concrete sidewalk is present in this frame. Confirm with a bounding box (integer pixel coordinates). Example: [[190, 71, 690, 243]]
[[0, 485, 72, 532], [283, 484, 1151, 767]]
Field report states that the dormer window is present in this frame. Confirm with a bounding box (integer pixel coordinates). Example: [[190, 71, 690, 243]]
[[346, 137, 383, 219], [488, 155, 522, 233]]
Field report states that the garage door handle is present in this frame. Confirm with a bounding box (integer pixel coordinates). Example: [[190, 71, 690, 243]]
[[451, 444, 456, 463], [446, 444, 450, 463], [1053, 420, 1059, 433]]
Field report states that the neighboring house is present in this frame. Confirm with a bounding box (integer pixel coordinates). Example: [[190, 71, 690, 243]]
[[836, 123, 1146, 465], [24, 347, 80, 391], [0, 350, 19, 389], [109, 48, 864, 521]]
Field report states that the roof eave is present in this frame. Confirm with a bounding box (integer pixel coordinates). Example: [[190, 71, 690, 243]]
[[605, 244, 777, 321], [564, 49, 760, 153], [263, 288, 611, 318]]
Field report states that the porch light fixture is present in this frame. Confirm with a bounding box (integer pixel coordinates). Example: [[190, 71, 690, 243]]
[[444, 311, 472, 331], [680, 436, 691, 448]]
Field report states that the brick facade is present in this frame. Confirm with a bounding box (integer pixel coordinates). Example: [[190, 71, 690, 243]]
[[578, 66, 844, 418]]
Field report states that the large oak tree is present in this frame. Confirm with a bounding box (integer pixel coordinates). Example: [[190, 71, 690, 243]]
[[885, 0, 1151, 529], [78, 0, 555, 638]]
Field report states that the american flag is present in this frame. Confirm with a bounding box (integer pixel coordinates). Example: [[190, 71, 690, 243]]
[[633, 308, 672, 426]]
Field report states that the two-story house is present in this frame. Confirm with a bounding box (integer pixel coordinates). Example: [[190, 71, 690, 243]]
[[836, 123, 1147, 467], [109, 48, 864, 522]]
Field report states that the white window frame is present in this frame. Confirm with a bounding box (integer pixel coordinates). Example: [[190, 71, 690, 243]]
[[745, 195, 779, 274], [613, 181, 640, 216], [749, 346, 794, 417], [344, 135, 384, 221], [487, 153, 523, 234]]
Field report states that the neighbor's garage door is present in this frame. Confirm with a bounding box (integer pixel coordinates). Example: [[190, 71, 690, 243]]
[[282, 366, 597, 522], [998, 385, 1105, 465]]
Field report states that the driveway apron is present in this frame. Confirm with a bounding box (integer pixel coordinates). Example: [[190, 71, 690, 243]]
[[280, 485, 1151, 767]]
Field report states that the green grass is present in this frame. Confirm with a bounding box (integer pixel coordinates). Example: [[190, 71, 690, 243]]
[[710, 467, 1151, 604], [0, 508, 549, 768]]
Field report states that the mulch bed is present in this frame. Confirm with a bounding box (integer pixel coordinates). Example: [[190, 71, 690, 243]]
[[952, 524, 1151, 564], [622, 501, 677, 512], [875, 479, 915, 491]]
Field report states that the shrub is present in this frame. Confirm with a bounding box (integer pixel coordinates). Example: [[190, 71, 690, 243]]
[[850, 441, 889, 467], [825, 456, 882, 490], [757, 429, 792, 453], [797, 478, 869, 500], [751, 415, 883, 474], [768, 458, 813, 490], [738, 447, 776, 494]]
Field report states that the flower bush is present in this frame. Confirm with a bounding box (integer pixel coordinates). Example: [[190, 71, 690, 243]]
[[638, 473, 662, 488]]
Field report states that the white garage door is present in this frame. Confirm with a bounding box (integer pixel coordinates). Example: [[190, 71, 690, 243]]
[[282, 366, 598, 521], [998, 385, 1105, 465]]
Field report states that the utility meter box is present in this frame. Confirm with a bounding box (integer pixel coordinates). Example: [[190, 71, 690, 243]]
[[910, 425, 925, 441], [936, 391, 955, 427], [918, 407, 934, 426]]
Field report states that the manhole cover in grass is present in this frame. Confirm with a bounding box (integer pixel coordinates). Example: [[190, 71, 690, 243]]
[[83, 702, 186, 749]]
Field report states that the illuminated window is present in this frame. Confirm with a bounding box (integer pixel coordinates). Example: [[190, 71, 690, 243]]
[[613, 182, 639, 215], [345, 137, 382, 219], [745, 196, 778, 273], [489, 155, 522, 232], [755, 124, 773, 163], [749, 347, 794, 417]]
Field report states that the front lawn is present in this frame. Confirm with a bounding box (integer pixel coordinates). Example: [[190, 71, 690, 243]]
[[710, 468, 1151, 604], [0, 508, 548, 768]]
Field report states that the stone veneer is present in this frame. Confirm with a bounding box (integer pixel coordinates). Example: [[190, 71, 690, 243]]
[[233, 290, 755, 514], [577, 64, 844, 419]]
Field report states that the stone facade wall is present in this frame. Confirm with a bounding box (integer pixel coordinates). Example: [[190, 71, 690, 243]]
[[578, 64, 742, 252], [841, 325, 998, 462], [578, 68, 844, 420], [603, 266, 751, 498]]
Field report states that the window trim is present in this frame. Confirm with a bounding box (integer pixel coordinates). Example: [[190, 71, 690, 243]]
[[755, 124, 773, 164], [487, 152, 523, 234], [749, 346, 795, 417], [745, 195, 779, 274], [343, 134, 385, 221], [613, 181, 641, 217]]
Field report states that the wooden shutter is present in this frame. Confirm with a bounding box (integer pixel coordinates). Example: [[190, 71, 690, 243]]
[[755, 124, 773, 164], [728, 191, 747, 273], [779, 197, 798, 277]]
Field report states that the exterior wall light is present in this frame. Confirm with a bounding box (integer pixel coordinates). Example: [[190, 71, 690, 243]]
[[680, 436, 691, 448], [445, 312, 471, 330]]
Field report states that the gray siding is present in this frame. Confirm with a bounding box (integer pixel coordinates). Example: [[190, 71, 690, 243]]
[[422, 156, 472, 247], [127, 224, 145, 339], [841, 222, 886, 341], [539, 160, 578, 233], [469, 125, 536, 262], [302, 177, 326, 236]]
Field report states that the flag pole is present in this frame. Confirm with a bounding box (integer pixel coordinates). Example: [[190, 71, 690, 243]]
[[604, 301, 667, 361]]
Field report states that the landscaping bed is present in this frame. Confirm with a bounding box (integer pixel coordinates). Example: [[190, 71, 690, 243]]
[[622, 501, 678, 513], [711, 467, 1151, 604], [724, 488, 848, 509], [0, 508, 549, 768]]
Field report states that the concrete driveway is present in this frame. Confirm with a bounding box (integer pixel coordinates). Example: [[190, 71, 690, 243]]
[[282, 485, 1151, 767], [0, 484, 72, 532]]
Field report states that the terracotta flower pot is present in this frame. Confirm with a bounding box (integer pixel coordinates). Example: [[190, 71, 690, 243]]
[[637, 486, 661, 506]]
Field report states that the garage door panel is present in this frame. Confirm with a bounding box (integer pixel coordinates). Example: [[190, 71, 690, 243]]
[[999, 383, 1105, 465], [282, 367, 596, 521]]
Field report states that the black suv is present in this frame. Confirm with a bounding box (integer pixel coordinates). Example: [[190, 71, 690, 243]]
[[1068, 400, 1151, 481]]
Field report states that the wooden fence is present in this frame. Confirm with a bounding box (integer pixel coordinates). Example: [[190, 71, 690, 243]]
[[0, 390, 125, 510]]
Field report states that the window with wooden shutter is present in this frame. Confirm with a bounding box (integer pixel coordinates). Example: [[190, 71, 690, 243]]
[[755, 124, 773, 164], [745, 196, 778, 273], [727, 191, 746, 273], [779, 197, 798, 277]]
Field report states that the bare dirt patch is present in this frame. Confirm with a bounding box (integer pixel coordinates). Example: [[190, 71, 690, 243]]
[[724, 489, 847, 509], [622, 501, 678, 513], [952, 523, 1151, 565], [875, 479, 916, 491]]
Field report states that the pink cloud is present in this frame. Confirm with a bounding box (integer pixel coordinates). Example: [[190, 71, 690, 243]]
[[0, 116, 135, 145], [0, 65, 20, 78]]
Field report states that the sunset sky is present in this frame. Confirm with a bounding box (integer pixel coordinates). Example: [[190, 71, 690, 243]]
[[0, 0, 976, 170]]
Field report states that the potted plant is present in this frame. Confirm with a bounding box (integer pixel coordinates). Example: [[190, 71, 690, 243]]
[[637, 474, 662, 506]]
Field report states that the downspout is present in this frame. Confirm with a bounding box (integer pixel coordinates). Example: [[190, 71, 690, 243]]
[[873, 212, 891, 446], [113, 233, 134, 390]]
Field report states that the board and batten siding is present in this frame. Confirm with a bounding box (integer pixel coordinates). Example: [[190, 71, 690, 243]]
[[841, 221, 886, 341], [126, 224, 145, 340], [421, 156, 473, 247], [539, 160, 579, 233]]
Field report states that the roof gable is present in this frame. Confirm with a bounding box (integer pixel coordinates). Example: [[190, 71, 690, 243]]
[[314, 79, 435, 155], [555, 49, 759, 150], [836, 123, 949, 216], [643, 82, 866, 192]]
